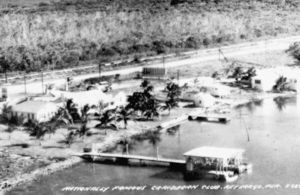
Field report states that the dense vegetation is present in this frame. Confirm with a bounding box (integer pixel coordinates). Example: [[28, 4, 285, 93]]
[[0, 0, 299, 73]]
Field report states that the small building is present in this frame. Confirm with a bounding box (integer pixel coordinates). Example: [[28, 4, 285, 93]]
[[49, 89, 127, 110], [183, 146, 251, 182], [142, 67, 167, 80], [11, 101, 59, 123], [192, 93, 216, 107], [251, 69, 279, 92], [181, 90, 216, 108]]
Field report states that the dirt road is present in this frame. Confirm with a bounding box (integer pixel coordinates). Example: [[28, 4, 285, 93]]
[[2, 35, 300, 100]]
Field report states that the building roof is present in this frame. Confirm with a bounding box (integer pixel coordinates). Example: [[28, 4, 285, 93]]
[[183, 146, 244, 159], [12, 101, 57, 114], [50, 89, 111, 108]]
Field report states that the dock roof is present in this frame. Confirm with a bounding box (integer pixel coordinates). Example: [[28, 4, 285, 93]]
[[183, 146, 244, 159]]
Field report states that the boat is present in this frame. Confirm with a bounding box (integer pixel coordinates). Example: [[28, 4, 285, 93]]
[[183, 146, 252, 182]]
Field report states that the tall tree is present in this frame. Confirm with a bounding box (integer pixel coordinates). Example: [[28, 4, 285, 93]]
[[55, 99, 80, 125], [94, 109, 118, 134], [161, 81, 181, 114], [127, 80, 159, 120], [116, 106, 132, 129], [25, 120, 51, 146]]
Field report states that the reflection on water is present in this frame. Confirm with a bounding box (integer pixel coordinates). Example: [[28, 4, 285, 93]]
[[273, 96, 295, 111], [7, 97, 300, 195]]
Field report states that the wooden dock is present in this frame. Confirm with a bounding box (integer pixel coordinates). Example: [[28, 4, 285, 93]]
[[157, 115, 188, 130], [75, 152, 186, 167], [188, 110, 230, 123]]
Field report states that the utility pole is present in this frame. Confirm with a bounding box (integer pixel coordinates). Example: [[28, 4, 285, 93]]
[[24, 74, 27, 95], [98, 63, 102, 80]]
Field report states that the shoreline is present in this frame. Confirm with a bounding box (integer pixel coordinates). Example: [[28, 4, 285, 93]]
[[1, 91, 296, 193]]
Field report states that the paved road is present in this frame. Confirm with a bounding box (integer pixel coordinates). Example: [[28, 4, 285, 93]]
[[2, 35, 300, 100]]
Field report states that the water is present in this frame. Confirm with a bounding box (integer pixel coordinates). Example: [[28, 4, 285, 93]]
[[7, 96, 300, 195]]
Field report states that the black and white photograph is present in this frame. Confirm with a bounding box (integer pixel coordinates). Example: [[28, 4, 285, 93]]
[[0, 0, 300, 194]]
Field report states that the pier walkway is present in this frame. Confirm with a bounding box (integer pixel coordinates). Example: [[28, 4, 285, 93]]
[[75, 152, 185, 166]]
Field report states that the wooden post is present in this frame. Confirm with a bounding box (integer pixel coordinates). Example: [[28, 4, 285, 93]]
[[4, 68, 7, 84], [41, 71, 44, 94]]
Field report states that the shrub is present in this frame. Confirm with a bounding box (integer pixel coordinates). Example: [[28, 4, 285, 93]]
[[286, 42, 300, 62], [185, 36, 201, 49]]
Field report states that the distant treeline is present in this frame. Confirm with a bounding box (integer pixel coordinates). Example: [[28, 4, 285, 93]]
[[0, 0, 299, 73]]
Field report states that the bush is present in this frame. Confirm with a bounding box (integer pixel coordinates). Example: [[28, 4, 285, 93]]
[[152, 40, 167, 54], [286, 42, 300, 62], [185, 36, 201, 49]]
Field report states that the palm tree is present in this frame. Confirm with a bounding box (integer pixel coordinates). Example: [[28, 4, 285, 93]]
[[162, 98, 178, 114], [55, 99, 80, 125], [98, 100, 109, 116], [165, 81, 181, 98], [161, 81, 181, 114], [63, 130, 77, 148], [65, 99, 80, 122], [80, 104, 90, 123], [116, 106, 132, 129], [68, 122, 89, 141], [94, 109, 117, 134], [230, 66, 244, 81], [143, 97, 159, 120], [25, 120, 50, 146], [273, 76, 288, 92]]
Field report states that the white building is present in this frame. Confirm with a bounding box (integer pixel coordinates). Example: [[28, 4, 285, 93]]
[[181, 89, 216, 107], [192, 92, 216, 107], [11, 101, 59, 122], [49, 89, 127, 109], [251, 69, 279, 92]]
